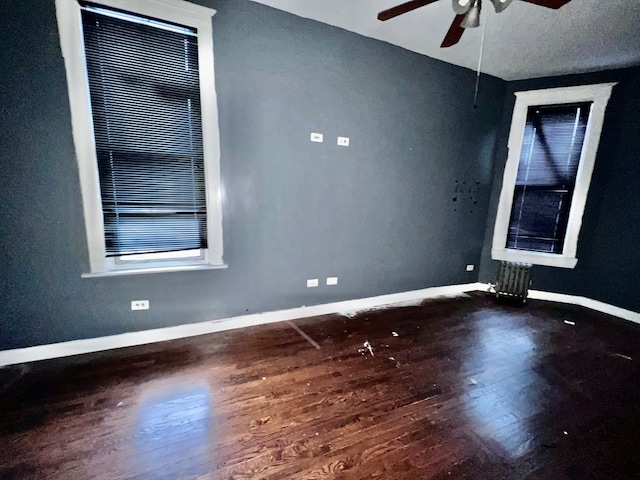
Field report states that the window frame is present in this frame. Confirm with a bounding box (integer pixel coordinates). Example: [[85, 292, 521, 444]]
[[492, 83, 616, 269], [56, 0, 226, 276]]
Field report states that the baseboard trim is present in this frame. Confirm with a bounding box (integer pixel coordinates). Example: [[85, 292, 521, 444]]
[[3, 282, 637, 367], [0, 282, 484, 367], [527, 289, 640, 325]]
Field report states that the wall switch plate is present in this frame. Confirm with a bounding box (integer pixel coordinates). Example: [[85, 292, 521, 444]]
[[466, 264, 475, 272], [337, 136, 349, 146], [131, 300, 149, 310], [326, 277, 338, 285], [307, 279, 319, 288], [310, 132, 323, 143]]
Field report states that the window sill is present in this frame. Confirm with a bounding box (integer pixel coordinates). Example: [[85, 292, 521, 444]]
[[492, 248, 577, 269], [82, 263, 228, 278]]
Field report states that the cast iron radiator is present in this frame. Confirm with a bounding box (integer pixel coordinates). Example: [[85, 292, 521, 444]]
[[495, 261, 532, 303]]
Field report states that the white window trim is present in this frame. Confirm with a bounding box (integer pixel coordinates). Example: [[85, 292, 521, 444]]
[[55, 0, 226, 276], [492, 82, 617, 269]]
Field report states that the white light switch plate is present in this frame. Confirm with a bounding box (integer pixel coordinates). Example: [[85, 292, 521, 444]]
[[310, 133, 323, 143], [337, 136, 349, 146], [466, 265, 475, 272], [307, 279, 319, 288], [326, 277, 338, 285]]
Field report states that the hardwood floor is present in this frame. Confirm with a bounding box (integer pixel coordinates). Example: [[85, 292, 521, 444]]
[[1, 293, 640, 479]]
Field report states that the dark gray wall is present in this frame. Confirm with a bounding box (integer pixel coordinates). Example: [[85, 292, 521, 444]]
[[479, 66, 640, 312], [0, 0, 506, 350]]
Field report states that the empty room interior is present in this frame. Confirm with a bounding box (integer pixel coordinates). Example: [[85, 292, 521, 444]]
[[1, 0, 640, 478]]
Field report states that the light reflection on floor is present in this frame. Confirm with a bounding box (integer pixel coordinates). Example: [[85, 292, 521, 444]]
[[134, 381, 212, 476], [461, 315, 541, 458]]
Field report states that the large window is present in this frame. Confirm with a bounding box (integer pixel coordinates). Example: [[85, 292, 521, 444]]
[[492, 83, 616, 268], [56, 0, 225, 276]]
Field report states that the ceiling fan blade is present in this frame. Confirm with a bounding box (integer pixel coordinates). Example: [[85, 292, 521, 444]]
[[519, 0, 572, 9], [440, 14, 466, 48], [377, 0, 440, 21]]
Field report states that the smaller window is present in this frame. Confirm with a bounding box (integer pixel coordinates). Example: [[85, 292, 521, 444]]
[[492, 83, 616, 269]]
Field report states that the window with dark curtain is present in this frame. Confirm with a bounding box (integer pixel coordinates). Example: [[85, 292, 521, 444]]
[[81, 4, 208, 257], [507, 102, 592, 253]]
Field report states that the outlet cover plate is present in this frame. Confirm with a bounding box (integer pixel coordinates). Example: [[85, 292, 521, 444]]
[[466, 264, 475, 272], [310, 133, 323, 143], [326, 277, 338, 285], [307, 279, 319, 288], [131, 300, 149, 310]]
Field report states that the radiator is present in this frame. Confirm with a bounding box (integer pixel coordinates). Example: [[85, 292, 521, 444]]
[[495, 261, 532, 303]]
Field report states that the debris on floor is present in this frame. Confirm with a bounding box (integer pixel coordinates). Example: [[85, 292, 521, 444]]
[[564, 320, 576, 326], [392, 331, 399, 337], [364, 341, 374, 356], [254, 416, 271, 426], [609, 352, 632, 361], [358, 341, 374, 356], [469, 378, 478, 385]]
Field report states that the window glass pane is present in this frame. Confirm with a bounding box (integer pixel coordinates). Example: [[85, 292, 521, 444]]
[[81, 5, 207, 257], [507, 102, 591, 253]]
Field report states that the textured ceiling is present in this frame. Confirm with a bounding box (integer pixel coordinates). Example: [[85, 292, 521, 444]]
[[250, 0, 640, 80]]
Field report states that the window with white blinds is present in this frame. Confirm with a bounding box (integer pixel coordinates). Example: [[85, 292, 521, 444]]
[[492, 83, 616, 269], [56, 0, 224, 275]]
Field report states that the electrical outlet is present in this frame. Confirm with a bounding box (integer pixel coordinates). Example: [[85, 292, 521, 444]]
[[466, 264, 475, 272], [307, 279, 319, 288], [131, 300, 149, 310], [337, 136, 349, 147], [310, 132, 323, 143], [326, 277, 338, 285]]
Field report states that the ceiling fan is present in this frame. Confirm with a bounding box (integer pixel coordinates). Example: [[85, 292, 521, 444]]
[[377, 0, 573, 48]]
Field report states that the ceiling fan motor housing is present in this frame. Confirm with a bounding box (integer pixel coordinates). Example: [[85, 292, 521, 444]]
[[452, 0, 472, 15], [460, 0, 481, 28], [490, 0, 513, 13]]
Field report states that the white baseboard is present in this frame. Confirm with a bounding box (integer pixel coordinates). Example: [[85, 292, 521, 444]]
[[0, 282, 484, 367], [527, 289, 640, 325], [2, 282, 637, 368]]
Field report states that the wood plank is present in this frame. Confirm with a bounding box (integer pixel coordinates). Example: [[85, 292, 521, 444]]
[[2, 294, 640, 479]]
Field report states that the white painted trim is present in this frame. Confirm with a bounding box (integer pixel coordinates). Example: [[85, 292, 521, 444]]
[[56, 0, 106, 274], [492, 82, 617, 269], [2, 282, 638, 367], [0, 283, 484, 367], [55, 0, 224, 274], [81, 263, 228, 278], [527, 289, 640, 325], [491, 248, 577, 268]]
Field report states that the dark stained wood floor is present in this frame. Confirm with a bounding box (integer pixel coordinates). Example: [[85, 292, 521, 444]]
[[2, 293, 640, 479]]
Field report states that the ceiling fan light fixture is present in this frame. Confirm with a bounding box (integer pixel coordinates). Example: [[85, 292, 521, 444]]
[[452, 0, 472, 14], [489, 0, 513, 13], [461, 0, 481, 28]]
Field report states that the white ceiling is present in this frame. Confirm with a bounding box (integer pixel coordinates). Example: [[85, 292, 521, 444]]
[[250, 0, 640, 80]]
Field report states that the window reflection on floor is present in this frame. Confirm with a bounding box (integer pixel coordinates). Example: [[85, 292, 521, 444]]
[[461, 315, 543, 458], [134, 382, 212, 476]]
